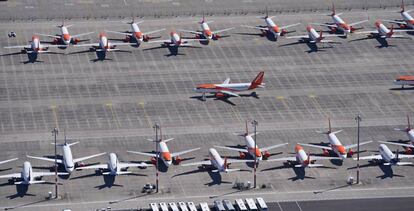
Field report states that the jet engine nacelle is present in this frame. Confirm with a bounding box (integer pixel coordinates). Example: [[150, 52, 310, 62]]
[[239, 152, 246, 159], [213, 34, 220, 40], [404, 146, 413, 154], [52, 38, 60, 44], [347, 149, 354, 158], [280, 29, 288, 36], [73, 38, 80, 44], [150, 157, 157, 165], [262, 151, 271, 160], [173, 156, 182, 165], [323, 149, 329, 156], [124, 36, 131, 42], [143, 35, 150, 42]]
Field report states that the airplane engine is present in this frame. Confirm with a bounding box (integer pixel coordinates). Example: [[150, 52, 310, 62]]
[[330, 27, 337, 33], [73, 38, 80, 44], [323, 149, 329, 156], [52, 38, 59, 44], [239, 152, 246, 159], [281, 29, 288, 36], [124, 36, 131, 42], [195, 34, 200, 39], [404, 146, 413, 154], [150, 157, 157, 165], [173, 156, 182, 165], [347, 149, 354, 158], [143, 35, 150, 42], [213, 34, 220, 40], [215, 92, 225, 98], [262, 151, 271, 160]]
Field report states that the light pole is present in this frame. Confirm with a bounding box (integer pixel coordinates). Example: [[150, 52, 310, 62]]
[[355, 115, 361, 184], [252, 120, 258, 189], [153, 123, 160, 193], [52, 128, 59, 198]]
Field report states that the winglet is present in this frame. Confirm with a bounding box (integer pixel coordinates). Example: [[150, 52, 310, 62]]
[[248, 71, 265, 90]]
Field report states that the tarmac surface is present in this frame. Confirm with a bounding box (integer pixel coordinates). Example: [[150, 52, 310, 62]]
[[0, 2, 414, 211]]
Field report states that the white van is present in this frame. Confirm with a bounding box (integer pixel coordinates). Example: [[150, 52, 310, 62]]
[[235, 199, 248, 211], [159, 202, 169, 211], [187, 202, 198, 211], [169, 202, 180, 211], [200, 202, 211, 211], [256, 198, 268, 211], [150, 203, 159, 211], [179, 202, 189, 211], [245, 198, 258, 211]]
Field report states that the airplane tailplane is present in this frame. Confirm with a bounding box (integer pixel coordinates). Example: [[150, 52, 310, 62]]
[[248, 71, 265, 90]]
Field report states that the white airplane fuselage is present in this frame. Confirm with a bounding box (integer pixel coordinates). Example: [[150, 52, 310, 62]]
[[201, 22, 213, 40], [307, 26, 321, 43], [169, 32, 182, 46], [265, 17, 280, 37], [21, 161, 33, 184], [327, 133, 347, 159], [244, 135, 262, 161], [208, 148, 226, 172], [107, 153, 119, 175], [62, 144, 75, 173], [131, 23, 144, 43], [402, 12, 414, 28], [375, 22, 391, 37], [60, 26, 72, 45], [98, 35, 110, 50], [158, 141, 173, 166], [332, 15, 351, 34], [195, 83, 251, 94], [296, 148, 309, 166], [378, 144, 397, 163]]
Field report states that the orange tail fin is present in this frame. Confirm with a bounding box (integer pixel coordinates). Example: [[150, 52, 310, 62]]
[[249, 71, 264, 90]]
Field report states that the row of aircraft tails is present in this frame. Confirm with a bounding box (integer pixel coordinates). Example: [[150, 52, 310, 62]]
[[4, 2, 414, 60], [2, 116, 414, 186]]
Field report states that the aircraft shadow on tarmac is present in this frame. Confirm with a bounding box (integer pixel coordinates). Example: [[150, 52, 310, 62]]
[[348, 161, 407, 179], [0, 51, 48, 64], [190, 92, 260, 106], [279, 41, 337, 53], [261, 162, 335, 181], [235, 30, 283, 42], [172, 165, 247, 186], [348, 35, 401, 48], [389, 87, 414, 90]]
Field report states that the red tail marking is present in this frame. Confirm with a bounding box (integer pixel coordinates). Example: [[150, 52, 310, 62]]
[[248, 71, 264, 90]]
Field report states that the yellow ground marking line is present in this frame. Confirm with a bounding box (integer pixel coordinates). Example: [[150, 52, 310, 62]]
[[138, 101, 152, 128], [106, 102, 121, 128], [50, 105, 60, 130]]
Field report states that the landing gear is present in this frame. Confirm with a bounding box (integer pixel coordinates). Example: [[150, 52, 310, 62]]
[[202, 92, 206, 101]]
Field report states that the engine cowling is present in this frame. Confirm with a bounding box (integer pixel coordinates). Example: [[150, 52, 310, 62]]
[[143, 35, 150, 42], [263, 151, 271, 160], [404, 147, 413, 154], [347, 149, 354, 158], [280, 29, 288, 36], [173, 156, 182, 165], [52, 38, 59, 44], [213, 34, 220, 40], [150, 157, 157, 165], [323, 149, 329, 156], [195, 34, 200, 39], [330, 27, 337, 33], [124, 36, 131, 42], [73, 38, 80, 44], [239, 152, 246, 159]]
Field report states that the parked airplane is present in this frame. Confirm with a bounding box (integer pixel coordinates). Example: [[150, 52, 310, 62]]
[[356, 144, 414, 166], [378, 116, 414, 153], [194, 71, 265, 101], [241, 8, 300, 39], [128, 138, 200, 167], [4, 35, 67, 54], [384, 0, 414, 29], [181, 148, 254, 173], [105, 18, 165, 46], [312, 2, 368, 35], [215, 123, 287, 161], [393, 76, 414, 89], [266, 144, 341, 167], [355, 20, 414, 39], [178, 14, 234, 41], [74, 32, 133, 52], [0, 158, 18, 165], [298, 117, 372, 159], [147, 31, 207, 47], [77, 153, 149, 176], [36, 20, 94, 45], [286, 25, 344, 43], [27, 138, 106, 173], [0, 161, 68, 185]]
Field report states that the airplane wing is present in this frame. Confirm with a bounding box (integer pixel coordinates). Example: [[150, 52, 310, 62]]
[[42, 44, 71, 48], [393, 29, 414, 33], [226, 159, 256, 163], [27, 155, 63, 164], [105, 30, 132, 36], [378, 141, 414, 148], [182, 38, 209, 42], [322, 34, 346, 37], [219, 90, 240, 97], [398, 154, 414, 159], [177, 29, 203, 35], [349, 20, 369, 27], [266, 156, 296, 162], [73, 152, 106, 163], [35, 33, 60, 39], [311, 23, 337, 28], [212, 27, 235, 34], [286, 35, 308, 39], [311, 156, 342, 160], [261, 143, 289, 151], [143, 28, 166, 36], [280, 23, 301, 30], [181, 160, 211, 167], [355, 30, 378, 34], [297, 143, 331, 150], [353, 154, 382, 160], [344, 141, 373, 150], [383, 19, 406, 25], [171, 147, 201, 157], [72, 32, 94, 38], [111, 42, 135, 46], [33, 171, 68, 178], [0, 173, 21, 179], [77, 164, 108, 170], [118, 162, 150, 169], [74, 43, 99, 47], [4, 44, 31, 49], [214, 145, 248, 153], [127, 151, 157, 157], [147, 39, 172, 44], [240, 25, 268, 31], [0, 158, 18, 165]]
